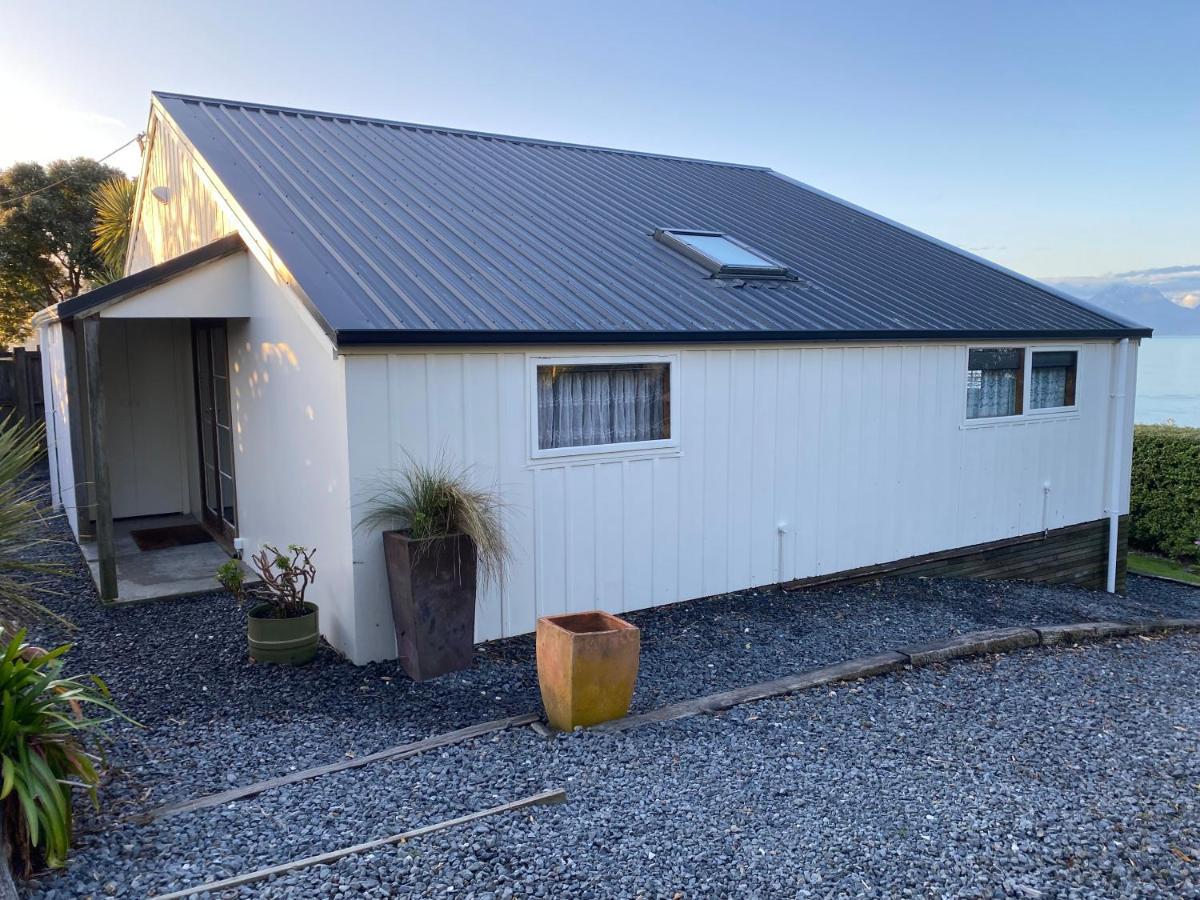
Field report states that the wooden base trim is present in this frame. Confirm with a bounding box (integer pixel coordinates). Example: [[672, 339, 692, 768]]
[[783, 516, 1129, 594]]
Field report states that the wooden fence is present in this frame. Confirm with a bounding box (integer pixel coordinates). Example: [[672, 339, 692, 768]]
[[0, 348, 44, 432]]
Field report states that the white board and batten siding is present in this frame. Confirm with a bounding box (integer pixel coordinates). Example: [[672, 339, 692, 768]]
[[38, 321, 76, 533], [345, 339, 1137, 661], [127, 115, 234, 273]]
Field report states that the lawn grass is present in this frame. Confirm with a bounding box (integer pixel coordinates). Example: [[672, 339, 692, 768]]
[[1129, 551, 1200, 586]]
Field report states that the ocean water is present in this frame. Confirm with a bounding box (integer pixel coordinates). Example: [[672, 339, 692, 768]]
[[1136, 336, 1200, 427]]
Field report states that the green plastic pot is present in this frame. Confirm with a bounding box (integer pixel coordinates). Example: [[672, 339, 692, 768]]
[[247, 602, 319, 665]]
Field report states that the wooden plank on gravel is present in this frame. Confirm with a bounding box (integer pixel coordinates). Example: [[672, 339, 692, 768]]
[[142, 712, 539, 822], [1035, 619, 1200, 645], [594, 652, 907, 734], [1033, 622, 1140, 646], [897, 627, 1040, 666], [1136, 617, 1200, 631], [150, 788, 567, 900]]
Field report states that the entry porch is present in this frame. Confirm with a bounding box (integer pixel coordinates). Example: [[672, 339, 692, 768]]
[[35, 237, 249, 603]]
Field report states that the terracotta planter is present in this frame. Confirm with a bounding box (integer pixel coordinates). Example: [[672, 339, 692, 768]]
[[536, 610, 640, 730], [247, 602, 319, 665], [383, 531, 477, 682]]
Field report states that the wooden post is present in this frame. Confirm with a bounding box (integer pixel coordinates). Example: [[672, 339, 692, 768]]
[[61, 321, 94, 538], [81, 317, 117, 601]]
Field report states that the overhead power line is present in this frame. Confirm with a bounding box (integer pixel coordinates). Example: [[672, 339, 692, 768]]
[[0, 133, 144, 208]]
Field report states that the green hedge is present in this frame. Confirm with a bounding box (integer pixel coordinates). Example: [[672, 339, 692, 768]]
[[1130, 424, 1200, 562]]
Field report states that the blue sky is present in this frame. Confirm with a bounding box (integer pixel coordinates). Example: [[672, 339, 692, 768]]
[[1, 0, 1195, 279]]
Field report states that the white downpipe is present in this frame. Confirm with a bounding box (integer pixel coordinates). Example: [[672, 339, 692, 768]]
[[1106, 338, 1130, 593]]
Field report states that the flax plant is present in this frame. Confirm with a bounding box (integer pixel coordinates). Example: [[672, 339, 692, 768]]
[[359, 455, 510, 584], [0, 630, 128, 875], [0, 414, 66, 628]]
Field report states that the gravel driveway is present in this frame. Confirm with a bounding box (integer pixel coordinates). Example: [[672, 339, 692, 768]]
[[13, 484, 1200, 897]]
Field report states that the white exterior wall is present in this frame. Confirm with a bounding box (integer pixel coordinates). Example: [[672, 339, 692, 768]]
[[226, 260, 358, 657], [345, 339, 1138, 658], [38, 321, 75, 533]]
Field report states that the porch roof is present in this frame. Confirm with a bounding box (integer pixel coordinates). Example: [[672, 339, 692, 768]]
[[33, 233, 246, 326]]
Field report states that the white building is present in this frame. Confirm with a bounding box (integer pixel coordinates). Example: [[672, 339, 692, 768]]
[[35, 93, 1148, 665]]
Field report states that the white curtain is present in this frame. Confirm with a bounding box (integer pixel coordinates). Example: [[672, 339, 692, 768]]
[[538, 364, 667, 449], [1031, 366, 1068, 409], [966, 370, 1018, 418]]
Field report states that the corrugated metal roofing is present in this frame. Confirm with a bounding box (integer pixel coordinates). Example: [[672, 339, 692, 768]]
[[154, 92, 1148, 345]]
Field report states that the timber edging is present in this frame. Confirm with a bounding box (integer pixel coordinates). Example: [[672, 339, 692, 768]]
[[140, 712, 539, 822], [592, 617, 1200, 734], [781, 515, 1129, 594]]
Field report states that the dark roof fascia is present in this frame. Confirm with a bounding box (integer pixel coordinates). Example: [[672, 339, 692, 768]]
[[336, 325, 1151, 348], [53, 233, 246, 322]]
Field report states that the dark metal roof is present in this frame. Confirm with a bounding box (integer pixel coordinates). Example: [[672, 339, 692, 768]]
[[154, 92, 1149, 345], [48, 234, 245, 323]]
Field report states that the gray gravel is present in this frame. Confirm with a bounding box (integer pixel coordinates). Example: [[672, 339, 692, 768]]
[[12, 466, 1200, 897], [30, 634, 1200, 898]]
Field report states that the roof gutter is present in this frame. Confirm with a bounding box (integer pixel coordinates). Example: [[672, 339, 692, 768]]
[[335, 325, 1152, 348]]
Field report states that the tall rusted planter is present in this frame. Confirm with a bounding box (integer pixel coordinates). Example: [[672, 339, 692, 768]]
[[383, 531, 477, 682], [536, 610, 640, 730]]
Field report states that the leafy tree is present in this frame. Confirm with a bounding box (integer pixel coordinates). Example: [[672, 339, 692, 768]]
[[0, 159, 128, 344], [90, 176, 137, 284]]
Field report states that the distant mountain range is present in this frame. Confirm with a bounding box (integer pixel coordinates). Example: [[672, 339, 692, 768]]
[[1046, 265, 1200, 335]]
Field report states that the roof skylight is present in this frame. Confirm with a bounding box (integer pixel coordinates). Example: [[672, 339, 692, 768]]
[[655, 229, 788, 278]]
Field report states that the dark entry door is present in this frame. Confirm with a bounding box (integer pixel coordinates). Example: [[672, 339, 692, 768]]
[[193, 322, 237, 545]]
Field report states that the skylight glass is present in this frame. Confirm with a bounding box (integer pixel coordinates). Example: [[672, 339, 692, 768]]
[[655, 229, 788, 277]]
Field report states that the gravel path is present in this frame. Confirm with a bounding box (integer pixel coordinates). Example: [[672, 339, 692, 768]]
[[11, 469, 1200, 897], [31, 633, 1200, 898]]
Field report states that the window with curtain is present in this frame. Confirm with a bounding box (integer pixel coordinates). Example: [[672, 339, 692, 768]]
[[965, 348, 1024, 419], [1030, 350, 1078, 410], [537, 361, 670, 450]]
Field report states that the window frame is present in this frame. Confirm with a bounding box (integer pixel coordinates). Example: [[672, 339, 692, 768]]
[[527, 353, 679, 460], [654, 228, 790, 278], [1027, 347, 1080, 415], [962, 343, 1081, 426]]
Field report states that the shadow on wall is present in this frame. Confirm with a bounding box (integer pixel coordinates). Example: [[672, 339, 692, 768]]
[[232, 340, 302, 451], [231, 338, 337, 495]]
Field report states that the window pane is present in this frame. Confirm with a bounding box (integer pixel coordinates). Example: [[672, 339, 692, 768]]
[[657, 229, 787, 276], [217, 425, 235, 478], [673, 233, 775, 269], [220, 473, 237, 528], [204, 464, 219, 513], [210, 329, 228, 377], [537, 362, 669, 450], [966, 348, 1024, 419], [200, 415, 215, 474], [1030, 350, 1077, 409], [195, 332, 213, 415], [214, 375, 231, 426]]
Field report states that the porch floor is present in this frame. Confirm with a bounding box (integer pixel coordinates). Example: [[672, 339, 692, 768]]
[[79, 514, 233, 604]]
